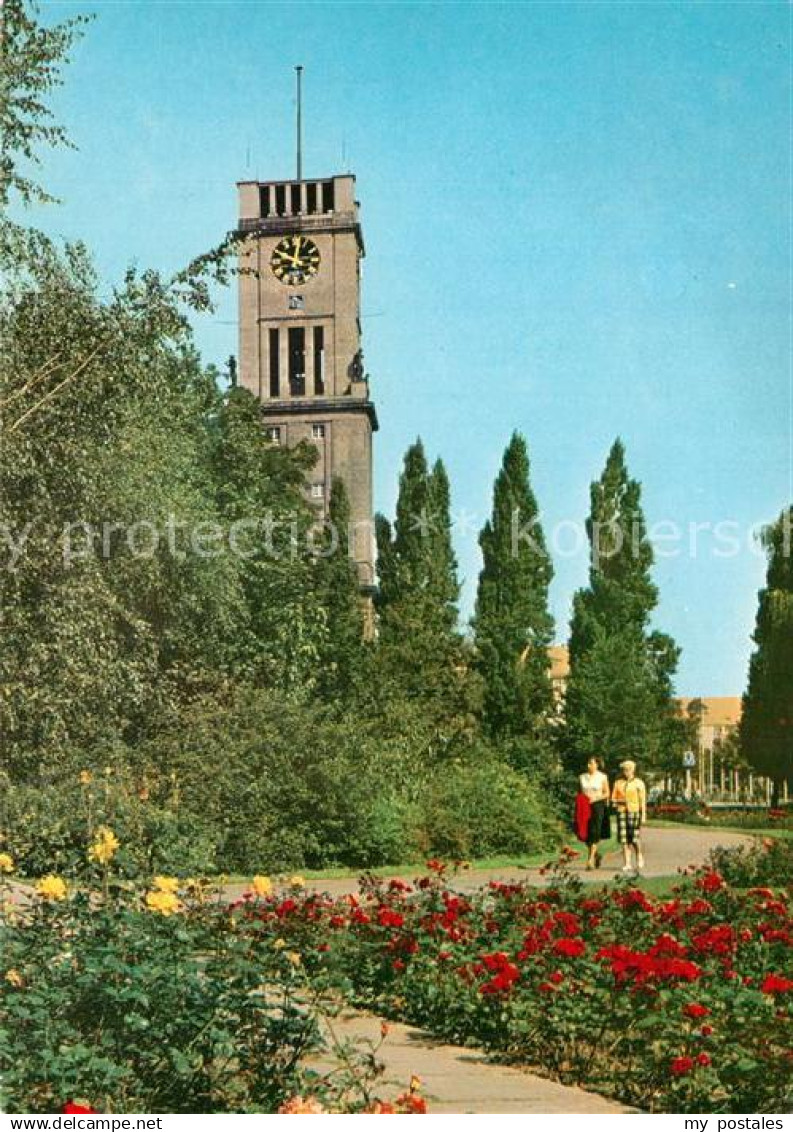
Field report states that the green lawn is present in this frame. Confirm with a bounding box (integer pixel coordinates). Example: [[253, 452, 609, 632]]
[[222, 837, 621, 883]]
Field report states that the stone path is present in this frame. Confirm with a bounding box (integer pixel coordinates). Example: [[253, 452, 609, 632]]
[[316, 1012, 631, 1114]]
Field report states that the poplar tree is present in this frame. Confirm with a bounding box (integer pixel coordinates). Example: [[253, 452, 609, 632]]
[[427, 457, 460, 631], [473, 432, 554, 739], [740, 508, 793, 799], [373, 439, 479, 736], [564, 439, 684, 772], [314, 478, 365, 701]]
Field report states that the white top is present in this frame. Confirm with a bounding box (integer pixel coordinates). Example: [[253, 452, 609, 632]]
[[579, 771, 608, 800]]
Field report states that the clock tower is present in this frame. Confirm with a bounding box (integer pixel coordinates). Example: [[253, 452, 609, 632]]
[[236, 173, 378, 592]]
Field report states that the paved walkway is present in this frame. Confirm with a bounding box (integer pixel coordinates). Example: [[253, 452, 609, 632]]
[[6, 826, 754, 1113], [301, 826, 751, 1114], [316, 1012, 631, 1114], [226, 825, 753, 902]]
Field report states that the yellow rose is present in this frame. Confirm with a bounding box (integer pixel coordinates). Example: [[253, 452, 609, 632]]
[[145, 889, 181, 916], [79, 770, 92, 786], [36, 875, 67, 902], [272, 938, 286, 950], [152, 875, 179, 893], [251, 874, 273, 898], [5, 969, 23, 987], [0, 852, 15, 874], [285, 951, 302, 967], [88, 826, 119, 866], [289, 875, 306, 889]]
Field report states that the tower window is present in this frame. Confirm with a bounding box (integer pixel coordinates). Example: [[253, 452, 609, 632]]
[[288, 327, 306, 396], [259, 185, 271, 217], [311, 424, 325, 439], [268, 328, 280, 397], [306, 182, 317, 214], [322, 180, 335, 212], [275, 184, 286, 216], [290, 184, 301, 214], [311, 483, 324, 499], [313, 325, 325, 395], [264, 426, 281, 444]]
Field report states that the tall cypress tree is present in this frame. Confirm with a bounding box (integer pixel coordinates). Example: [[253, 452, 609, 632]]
[[565, 439, 684, 771], [740, 508, 793, 799], [473, 432, 554, 739]]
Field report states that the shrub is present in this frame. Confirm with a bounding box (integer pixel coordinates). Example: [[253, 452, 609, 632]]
[[705, 838, 793, 888], [0, 763, 218, 879], [232, 860, 793, 1114], [0, 863, 426, 1114], [2, 690, 560, 877], [414, 755, 557, 860]]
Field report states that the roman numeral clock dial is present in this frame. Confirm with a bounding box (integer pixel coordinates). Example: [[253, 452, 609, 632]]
[[270, 235, 321, 285]]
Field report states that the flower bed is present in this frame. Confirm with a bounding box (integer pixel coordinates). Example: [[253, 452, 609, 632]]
[[0, 854, 426, 1114], [230, 850, 793, 1113], [648, 803, 793, 831]]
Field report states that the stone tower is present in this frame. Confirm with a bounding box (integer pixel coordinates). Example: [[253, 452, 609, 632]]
[[236, 174, 378, 592]]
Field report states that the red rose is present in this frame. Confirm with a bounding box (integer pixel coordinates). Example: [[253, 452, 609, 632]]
[[377, 907, 405, 929], [683, 1003, 710, 1018], [761, 973, 793, 995], [552, 937, 586, 958], [701, 1025, 714, 1037], [670, 1056, 694, 1077], [697, 871, 725, 894], [63, 1103, 96, 1114]]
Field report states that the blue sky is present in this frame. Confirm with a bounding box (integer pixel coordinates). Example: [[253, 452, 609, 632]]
[[35, 0, 791, 695]]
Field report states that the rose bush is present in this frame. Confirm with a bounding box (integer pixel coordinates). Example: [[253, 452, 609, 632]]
[[648, 803, 793, 832], [229, 850, 793, 1113], [705, 837, 793, 888], [0, 851, 426, 1114]]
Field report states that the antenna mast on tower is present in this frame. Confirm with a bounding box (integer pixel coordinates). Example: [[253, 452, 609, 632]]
[[295, 65, 303, 180]]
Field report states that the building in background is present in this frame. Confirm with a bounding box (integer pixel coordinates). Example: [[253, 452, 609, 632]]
[[236, 173, 378, 595], [545, 645, 785, 802]]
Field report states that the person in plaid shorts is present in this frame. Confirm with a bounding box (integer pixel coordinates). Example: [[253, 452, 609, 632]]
[[611, 760, 647, 873]]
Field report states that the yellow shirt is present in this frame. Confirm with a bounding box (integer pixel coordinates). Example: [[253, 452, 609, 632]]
[[612, 777, 646, 813]]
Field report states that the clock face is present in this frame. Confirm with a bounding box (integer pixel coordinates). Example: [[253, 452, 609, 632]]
[[270, 235, 321, 285]]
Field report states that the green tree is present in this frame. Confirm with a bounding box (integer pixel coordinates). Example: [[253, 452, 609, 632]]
[[372, 439, 480, 741], [740, 508, 793, 800], [0, 0, 88, 265], [426, 458, 460, 630], [314, 477, 365, 702], [211, 386, 326, 695], [564, 439, 685, 773], [473, 432, 554, 739]]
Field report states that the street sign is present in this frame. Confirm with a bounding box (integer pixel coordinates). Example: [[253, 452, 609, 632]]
[[683, 750, 696, 769]]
